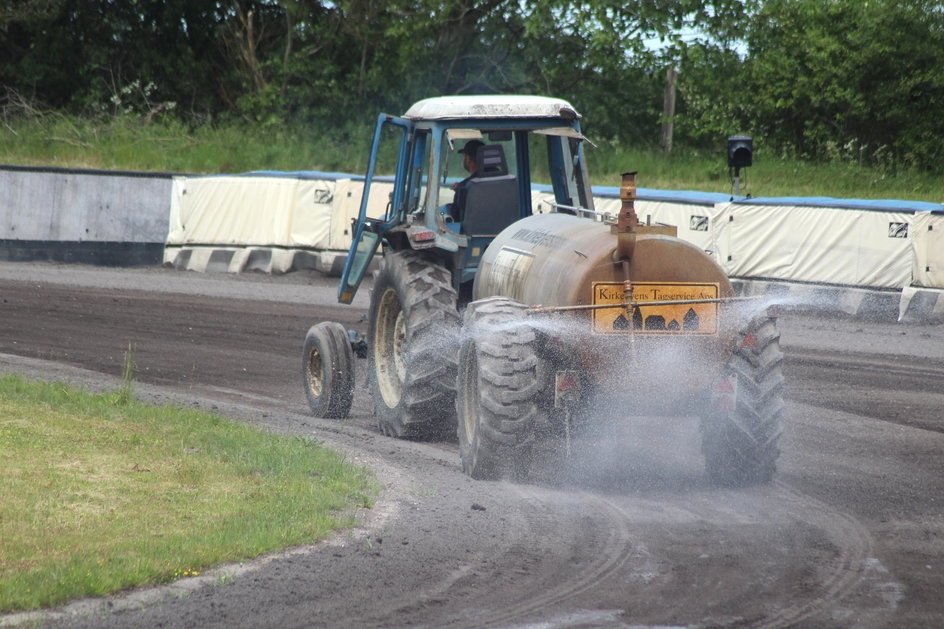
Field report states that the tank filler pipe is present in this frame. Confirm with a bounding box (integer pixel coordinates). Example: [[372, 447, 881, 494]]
[[614, 171, 638, 263], [615, 172, 638, 324]]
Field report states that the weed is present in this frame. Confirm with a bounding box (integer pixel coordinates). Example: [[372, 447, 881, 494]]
[[408, 485, 438, 498], [110, 342, 135, 406]]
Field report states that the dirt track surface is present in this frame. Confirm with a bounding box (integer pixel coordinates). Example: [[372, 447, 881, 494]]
[[1, 262, 943, 629]]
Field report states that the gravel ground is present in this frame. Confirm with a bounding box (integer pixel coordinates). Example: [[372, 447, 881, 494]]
[[1, 262, 942, 629]]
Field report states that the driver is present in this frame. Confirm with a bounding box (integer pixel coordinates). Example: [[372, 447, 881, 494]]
[[449, 139, 484, 221]]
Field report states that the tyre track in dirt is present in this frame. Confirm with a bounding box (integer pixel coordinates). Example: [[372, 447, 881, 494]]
[[755, 482, 875, 629], [434, 486, 644, 629], [492, 481, 881, 629], [1, 264, 941, 628]]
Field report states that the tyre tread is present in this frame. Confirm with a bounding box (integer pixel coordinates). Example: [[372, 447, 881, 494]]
[[302, 321, 355, 419], [369, 251, 459, 438], [701, 314, 784, 486], [458, 298, 545, 479]]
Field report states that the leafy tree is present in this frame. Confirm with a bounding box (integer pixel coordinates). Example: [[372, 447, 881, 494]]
[[21, 0, 944, 174], [0, 0, 231, 117], [744, 0, 944, 169], [224, 0, 752, 144], [673, 42, 750, 149]]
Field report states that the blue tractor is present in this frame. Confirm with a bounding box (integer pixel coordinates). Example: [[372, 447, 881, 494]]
[[304, 95, 596, 438]]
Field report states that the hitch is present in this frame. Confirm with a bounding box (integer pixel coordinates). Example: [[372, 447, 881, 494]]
[[347, 330, 368, 358]]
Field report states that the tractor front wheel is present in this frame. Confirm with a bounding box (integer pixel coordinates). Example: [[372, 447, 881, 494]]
[[302, 321, 355, 419]]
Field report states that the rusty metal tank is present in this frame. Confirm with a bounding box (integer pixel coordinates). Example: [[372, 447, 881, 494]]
[[473, 210, 739, 406]]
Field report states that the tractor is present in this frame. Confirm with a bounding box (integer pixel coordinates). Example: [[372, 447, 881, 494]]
[[302, 95, 784, 486]]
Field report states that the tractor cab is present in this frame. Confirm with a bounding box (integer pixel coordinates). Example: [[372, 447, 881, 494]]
[[338, 95, 595, 304]]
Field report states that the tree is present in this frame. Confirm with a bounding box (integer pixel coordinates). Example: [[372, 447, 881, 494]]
[[0, 0, 762, 151], [673, 43, 749, 148], [0, 0, 231, 116], [744, 0, 944, 168]]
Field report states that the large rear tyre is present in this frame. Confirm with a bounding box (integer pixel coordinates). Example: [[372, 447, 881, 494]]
[[700, 314, 784, 486], [457, 298, 545, 481], [368, 251, 459, 438], [302, 321, 354, 419]]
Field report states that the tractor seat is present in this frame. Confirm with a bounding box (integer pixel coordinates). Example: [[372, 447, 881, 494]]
[[461, 174, 520, 237]]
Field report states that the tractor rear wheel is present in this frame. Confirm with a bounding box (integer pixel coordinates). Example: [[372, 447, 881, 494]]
[[368, 251, 459, 438], [302, 321, 355, 419], [457, 298, 545, 480], [700, 313, 784, 486]]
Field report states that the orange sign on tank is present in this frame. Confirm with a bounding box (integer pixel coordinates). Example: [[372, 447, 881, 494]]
[[591, 282, 720, 335]]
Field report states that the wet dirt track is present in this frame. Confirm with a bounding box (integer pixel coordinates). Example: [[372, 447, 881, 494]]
[[1, 263, 943, 629]]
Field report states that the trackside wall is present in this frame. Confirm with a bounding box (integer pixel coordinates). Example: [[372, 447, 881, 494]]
[[0, 165, 170, 265], [1, 165, 942, 320]]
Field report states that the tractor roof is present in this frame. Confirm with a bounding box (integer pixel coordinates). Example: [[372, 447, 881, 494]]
[[403, 95, 581, 122]]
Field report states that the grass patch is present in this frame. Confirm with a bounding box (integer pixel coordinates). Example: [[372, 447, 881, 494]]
[[1, 113, 943, 201], [0, 114, 369, 175], [587, 144, 944, 201], [0, 374, 376, 613]]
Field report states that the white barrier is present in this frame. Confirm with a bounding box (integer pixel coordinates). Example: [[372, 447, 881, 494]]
[[164, 175, 392, 273], [167, 172, 944, 290], [2, 165, 940, 320], [714, 203, 912, 288], [912, 211, 944, 288], [901, 211, 944, 321]]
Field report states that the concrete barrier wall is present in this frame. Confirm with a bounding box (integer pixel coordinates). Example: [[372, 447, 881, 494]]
[[2, 164, 943, 321], [0, 165, 172, 265]]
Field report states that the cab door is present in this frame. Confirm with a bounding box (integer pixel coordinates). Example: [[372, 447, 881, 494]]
[[337, 115, 412, 304]]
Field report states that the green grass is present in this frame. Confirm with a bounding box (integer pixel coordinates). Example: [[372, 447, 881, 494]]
[[588, 143, 944, 201], [1, 112, 942, 202], [0, 114, 368, 175], [0, 374, 376, 613]]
